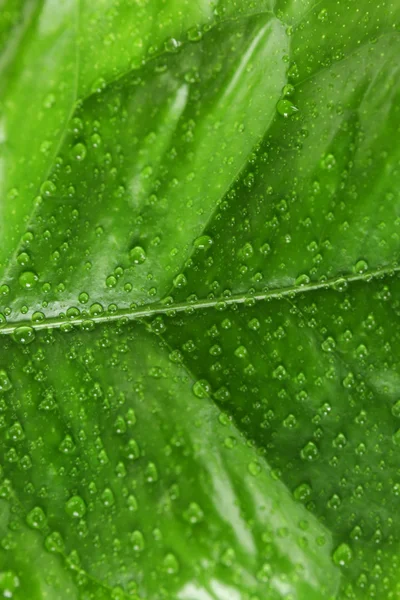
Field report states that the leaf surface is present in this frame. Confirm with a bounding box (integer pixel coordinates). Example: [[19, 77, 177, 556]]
[[0, 1, 400, 598]]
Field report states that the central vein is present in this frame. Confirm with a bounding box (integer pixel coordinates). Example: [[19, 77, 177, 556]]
[[0, 263, 397, 336]]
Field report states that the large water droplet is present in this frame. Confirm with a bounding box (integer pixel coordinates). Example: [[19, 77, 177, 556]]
[[13, 326, 35, 345]]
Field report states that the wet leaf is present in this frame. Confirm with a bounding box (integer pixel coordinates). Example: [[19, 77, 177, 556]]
[[0, 0, 400, 598]]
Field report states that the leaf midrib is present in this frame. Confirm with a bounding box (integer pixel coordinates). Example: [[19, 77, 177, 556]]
[[0, 263, 397, 336]]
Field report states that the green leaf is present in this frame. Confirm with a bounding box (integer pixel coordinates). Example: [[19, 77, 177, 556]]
[[0, 1, 400, 598]]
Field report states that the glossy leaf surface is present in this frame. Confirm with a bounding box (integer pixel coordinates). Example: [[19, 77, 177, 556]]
[[0, 0, 400, 598]]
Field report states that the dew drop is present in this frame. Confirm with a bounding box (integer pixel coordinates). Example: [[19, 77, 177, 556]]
[[183, 502, 204, 524], [355, 260, 368, 274], [40, 180, 56, 197], [129, 246, 147, 264], [78, 292, 89, 304], [293, 482, 312, 502], [163, 552, 179, 574], [45, 531, 65, 553], [13, 326, 35, 345], [392, 400, 400, 418], [101, 487, 115, 507], [248, 461, 262, 476], [0, 570, 20, 597], [71, 142, 87, 161], [106, 275, 117, 288], [173, 273, 187, 288], [0, 370, 12, 392], [65, 495, 86, 518], [145, 462, 158, 483], [19, 271, 38, 290], [300, 441, 319, 461], [26, 506, 47, 530], [192, 379, 211, 398], [321, 336, 336, 352], [276, 98, 298, 118], [59, 434, 75, 454], [332, 543, 353, 567], [131, 530, 145, 552], [194, 235, 213, 250]]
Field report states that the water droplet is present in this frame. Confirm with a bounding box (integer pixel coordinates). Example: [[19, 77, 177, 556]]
[[294, 482, 312, 502], [321, 153, 336, 170], [129, 246, 146, 264], [59, 434, 75, 454], [220, 548, 235, 567], [45, 531, 65, 553], [65, 495, 86, 518], [19, 271, 38, 289], [392, 400, 400, 418], [300, 441, 319, 461], [248, 461, 262, 476], [7, 422, 24, 442], [248, 318, 260, 331], [145, 462, 158, 483], [78, 291, 89, 304], [238, 242, 254, 260], [131, 530, 145, 552], [90, 303, 103, 316], [256, 562, 272, 582], [192, 379, 211, 398], [173, 273, 187, 288], [333, 433, 347, 449], [355, 259, 368, 274], [260, 242, 271, 255], [163, 553, 179, 574], [101, 487, 115, 507], [71, 142, 87, 161], [321, 336, 336, 352], [17, 252, 31, 267], [0, 570, 20, 597], [91, 133, 102, 148], [151, 316, 166, 334], [40, 180, 56, 197], [276, 98, 298, 118], [194, 235, 213, 250], [318, 8, 328, 21], [327, 494, 341, 509], [282, 83, 295, 97], [183, 502, 204, 524], [106, 275, 117, 288], [332, 543, 353, 566], [164, 38, 181, 53], [272, 365, 287, 380], [283, 414, 297, 428], [187, 26, 203, 42], [392, 429, 400, 446], [234, 345, 248, 358], [91, 77, 106, 94], [26, 506, 47, 530], [0, 370, 12, 392], [13, 326, 35, 345], [126, 439, 140, 460], [295, 273, 310, 286]]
